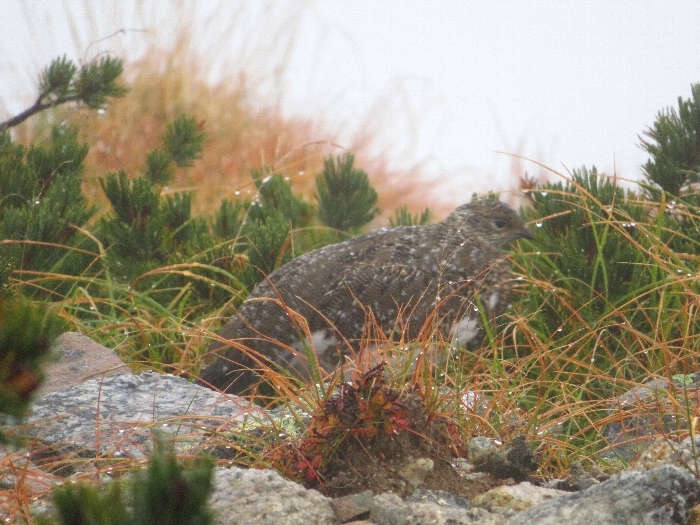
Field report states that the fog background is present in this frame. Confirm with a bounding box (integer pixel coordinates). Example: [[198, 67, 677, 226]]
[[2, 1, 700, 204]]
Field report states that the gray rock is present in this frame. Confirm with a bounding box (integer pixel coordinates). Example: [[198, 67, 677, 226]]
[[398, 457, 434, 488], [209, 476, 508, 525], [37, 332, 132, 397], [632, 436, 700, 475], [28, 370, 262, 459], [544, 461, 609, 492], [330, 490, 374, 522], [472, 482, 566, 514], [370, 492, 505, 525], [468, 436, 500, 465], [403, 504, 506, 525], [407, 489, 471, 509], [601, 373, 700, 461], [506, 465, 700, 525], [209, 467, 335, 525]]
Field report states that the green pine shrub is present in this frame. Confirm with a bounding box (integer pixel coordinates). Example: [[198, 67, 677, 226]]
[[512, 167, 700, 398], [315, 153, 379, 231], [640, 83, 700, 200], [40, 438, 214, 525], [0, 54, 126, 299], [238, 168, 314, 284], [388, 204, 432, 227], [97, 114, 209, 270], [0, 257, 14, 296], [212, 199, 247, 241], [248, 168, 312, 228], [638, 82, 700, 258], [0, 295, 64, 444], [468, 87, 700, 457], [0, 125, 96, 295]]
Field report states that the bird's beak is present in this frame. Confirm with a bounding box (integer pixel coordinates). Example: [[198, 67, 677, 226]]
[[521, 227, 534, 240]]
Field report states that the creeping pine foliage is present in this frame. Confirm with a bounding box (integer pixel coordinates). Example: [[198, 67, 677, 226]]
[[316, 153, 379, 231], [0, 296, 64, 444], [37, 438, 215, 525], [640, 83, 700, 199], [509, 82, 700, 406], [388, 204, 432, 227]]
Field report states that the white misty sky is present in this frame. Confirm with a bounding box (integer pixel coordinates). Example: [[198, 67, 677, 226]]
[[2, 1, 700, 205]]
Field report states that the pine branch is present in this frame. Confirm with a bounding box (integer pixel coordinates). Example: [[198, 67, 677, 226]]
[[0, 55, 127, 132], [0, 93, 82, 131]]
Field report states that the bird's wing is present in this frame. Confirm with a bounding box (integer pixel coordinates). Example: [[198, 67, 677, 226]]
[[308, 229, 444, 340]]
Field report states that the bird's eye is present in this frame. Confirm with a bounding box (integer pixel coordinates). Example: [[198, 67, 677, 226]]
[[493, 219, 506, 229]]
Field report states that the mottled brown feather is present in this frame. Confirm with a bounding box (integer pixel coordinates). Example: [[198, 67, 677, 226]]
[[198, 199, 532, 393]]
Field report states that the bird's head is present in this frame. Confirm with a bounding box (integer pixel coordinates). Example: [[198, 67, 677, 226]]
[[443, 199, 533, 248]]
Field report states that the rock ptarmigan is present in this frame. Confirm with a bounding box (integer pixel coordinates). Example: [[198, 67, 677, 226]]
[[199, 199, 532, 393]]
